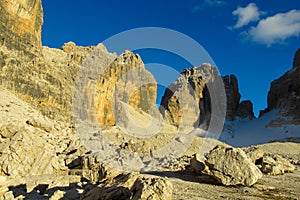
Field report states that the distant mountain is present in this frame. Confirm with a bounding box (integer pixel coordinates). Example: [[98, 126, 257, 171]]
[[221, 49, 300, 147], [260, 49, 300, 125]]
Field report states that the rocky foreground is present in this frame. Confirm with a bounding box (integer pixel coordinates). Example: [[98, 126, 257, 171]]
[[0, 87, 299, 200]]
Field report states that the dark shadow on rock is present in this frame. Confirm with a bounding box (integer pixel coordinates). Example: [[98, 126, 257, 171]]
[[7, 178, 94, 200], [268, 137, 300, 143], [142, 170, 220, 185]]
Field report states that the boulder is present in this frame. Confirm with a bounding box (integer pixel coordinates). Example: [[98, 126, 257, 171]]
[[205, 145, 262, 186], [81, 154, 122, 184], [243, 146, 264, 164], [81, 173, 173, 200], [260, 154, 295, 175], [131, 176, 173, 200]]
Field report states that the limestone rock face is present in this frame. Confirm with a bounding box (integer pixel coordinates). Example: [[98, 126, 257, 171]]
[[0, 40, 110, 123], [261, 50, 300, 124], [95, 50, 157, 126], [160, 67, 254, 129], [0, 0, 43, 49], [205, 145, 262, 186], [0, 0, 117, 124], [160, 64, 220, 129]]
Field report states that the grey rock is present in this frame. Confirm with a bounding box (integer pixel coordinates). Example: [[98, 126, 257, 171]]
[[205, 145, 262, 186]]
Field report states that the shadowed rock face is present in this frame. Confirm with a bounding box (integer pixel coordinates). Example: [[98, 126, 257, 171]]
[[0, 0, 43, 50], [260, 49, 300, 124], [223, 75, 241, 120], [264, 68, 300, 122], [293, 48, 300, 69], [236, 100, 255, 119]]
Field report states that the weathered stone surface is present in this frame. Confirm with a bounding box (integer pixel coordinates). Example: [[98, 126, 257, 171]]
[[205, 145, 262, 186], [94, 50, 157, 126], [243, 146, 264, 164], [160, 67, 253, 129], [0, 42, 98, 123], [0, 0, 43, 49], [160, 64, 221, 129], [260, 155, 295, 175], [81, 173, 173, 200], [131, 176, 173, 200], [0, 88, 89, 178], [0, 0, 110, 124], [81, 154, 122, 184], [260, 49, 300, 124]]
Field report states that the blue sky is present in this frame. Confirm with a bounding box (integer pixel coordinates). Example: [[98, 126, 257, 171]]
[[42, 0, 300, 116]]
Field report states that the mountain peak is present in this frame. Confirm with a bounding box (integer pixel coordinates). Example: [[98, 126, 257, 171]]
[[293, 48, 300, 69]]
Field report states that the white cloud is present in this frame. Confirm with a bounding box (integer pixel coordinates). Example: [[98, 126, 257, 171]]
[[232, 3, 260, 29], [203, 0, 226, 7], [246, 10, 300, 46], [192, 0, 226, 11]]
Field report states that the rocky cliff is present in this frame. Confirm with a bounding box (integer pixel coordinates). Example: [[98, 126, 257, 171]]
[[0, 0, 156, 126], [160, 67, 254, 129], [222, 75, 241, 120], [160, 64, 215, 129], [0, 40, 96, 123], [95, 51, 157, 126], [293, 48, 300, 69], [260, 49, 300, 124], [0, 0, 43, 50], [223, 75, 255, 120]]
